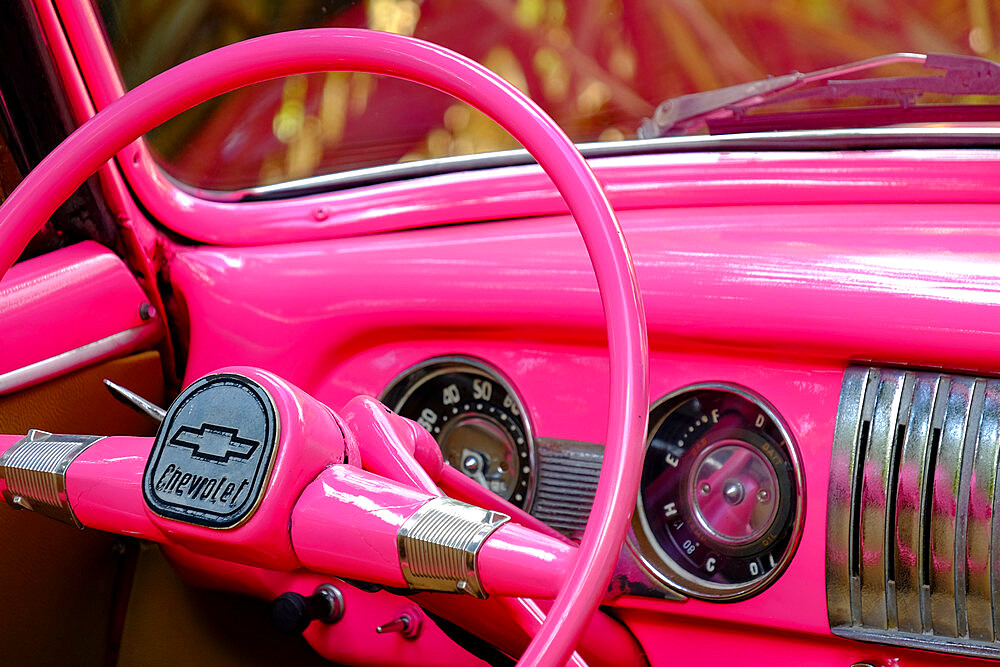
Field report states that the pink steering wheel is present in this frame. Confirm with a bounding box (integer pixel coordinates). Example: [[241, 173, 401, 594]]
[[0, 29, 648, 666]]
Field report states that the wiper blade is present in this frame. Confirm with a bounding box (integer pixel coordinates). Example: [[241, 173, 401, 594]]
[[638, 53, 1000, 138]]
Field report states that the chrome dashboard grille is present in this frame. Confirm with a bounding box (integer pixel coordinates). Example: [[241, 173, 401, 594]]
[[530, 438, 602, 540], [827, 367, 1000, 658]]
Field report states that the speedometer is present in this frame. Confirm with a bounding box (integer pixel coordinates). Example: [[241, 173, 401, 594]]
[[381, 358, 535, 508], [630, 384, 805, 601]]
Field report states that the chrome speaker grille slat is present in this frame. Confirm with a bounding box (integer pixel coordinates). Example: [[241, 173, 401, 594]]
[[893, 372, 938, 634], [969, 381, 1000, 641], [828, 367, 1000, 659], [860, 369, 911, 630]]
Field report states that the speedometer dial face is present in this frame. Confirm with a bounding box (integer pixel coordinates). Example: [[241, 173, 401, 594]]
[[381, 358, 534, 508], [630, 385, 804, 601]]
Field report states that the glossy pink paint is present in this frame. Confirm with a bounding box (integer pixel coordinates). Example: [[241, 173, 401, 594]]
[[617, 608, 1000, 666], [339, 395, 569, 542], [15, 116, 991, 663], [0, 28, 649, 665], [32, 0, 169, 308], [49, 372, 587, 639], [0, 241, 161, 381], [340, 395, 441, 496], [115, 150, 1000, 246], [411, 593, 641, 667], [290, 465, 423, 588], [64, 367, 348, 558], [66, 435, 163, 539], [49, 344, 834, 643], [475, 523, 575, 599], [169, 201, 1000, 392], [290, 464, 574, 598], [50, 373, 586, 622]]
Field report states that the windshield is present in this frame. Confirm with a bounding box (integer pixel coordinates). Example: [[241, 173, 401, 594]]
[[96, 0, 999, 192]]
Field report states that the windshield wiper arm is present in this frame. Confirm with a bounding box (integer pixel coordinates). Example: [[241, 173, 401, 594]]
[[639, 52, 1000, 138]]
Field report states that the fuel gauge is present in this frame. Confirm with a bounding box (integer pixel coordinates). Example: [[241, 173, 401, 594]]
[[629, 385, 804, 601]]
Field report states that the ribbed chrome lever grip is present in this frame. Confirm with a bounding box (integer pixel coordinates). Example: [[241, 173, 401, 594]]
[[0, 430, 103, 527]]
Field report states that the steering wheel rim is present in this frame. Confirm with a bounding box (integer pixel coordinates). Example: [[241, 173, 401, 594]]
[[0, 29, 648, 666]]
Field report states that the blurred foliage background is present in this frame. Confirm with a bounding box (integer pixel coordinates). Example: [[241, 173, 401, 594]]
[[97, 0, 1000, 191]]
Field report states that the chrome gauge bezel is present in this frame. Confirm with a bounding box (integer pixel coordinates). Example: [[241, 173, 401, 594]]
[[379, 356, 537, 509], [627, 382, 806, 602]]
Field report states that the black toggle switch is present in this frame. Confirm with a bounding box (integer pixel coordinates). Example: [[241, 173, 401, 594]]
[[271, 584, 345, 636]]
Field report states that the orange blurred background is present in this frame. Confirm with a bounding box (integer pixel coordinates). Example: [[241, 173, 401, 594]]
[[96, 0, 1000, 190]]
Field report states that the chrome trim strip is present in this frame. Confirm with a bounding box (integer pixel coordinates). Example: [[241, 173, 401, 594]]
[[0, 324, 161, 395], [0, 430, 103, 527], [968, 380, 1000, 641], [833, 626, 1000, 660], [188, 128, 1000, 202], [826, 367, 872, 628], [397, 496, 509, 598]]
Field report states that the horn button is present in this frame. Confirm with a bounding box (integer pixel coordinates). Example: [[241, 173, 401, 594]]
[[144, 374, 278, 529], [141, 368, 350, 572]]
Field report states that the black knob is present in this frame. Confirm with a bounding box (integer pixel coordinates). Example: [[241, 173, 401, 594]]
[[271, 585, 344, 636]]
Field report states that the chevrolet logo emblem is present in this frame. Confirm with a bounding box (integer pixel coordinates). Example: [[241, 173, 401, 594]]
[[169, 423, 260, 463]]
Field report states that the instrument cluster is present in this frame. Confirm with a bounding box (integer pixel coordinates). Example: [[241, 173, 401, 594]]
[[383, 358, 805, 602]]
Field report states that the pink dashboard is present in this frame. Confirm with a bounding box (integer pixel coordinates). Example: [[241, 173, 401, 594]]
[[1, 4, 1000, 666], [164, 164, 1000, 664]]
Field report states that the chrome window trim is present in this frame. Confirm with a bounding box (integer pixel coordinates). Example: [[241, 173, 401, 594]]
[[180, 127, 1000, 203]]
